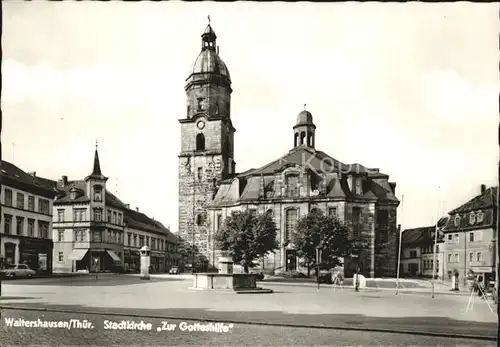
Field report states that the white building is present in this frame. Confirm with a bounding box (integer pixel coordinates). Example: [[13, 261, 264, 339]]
[[400, 224, 445, 279]]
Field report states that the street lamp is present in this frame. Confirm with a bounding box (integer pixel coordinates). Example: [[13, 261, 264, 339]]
[[352, 250, 360, 292], [316, 241, 323, 290]]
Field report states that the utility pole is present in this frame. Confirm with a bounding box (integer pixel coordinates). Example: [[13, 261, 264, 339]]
[[396, 194, 404, 295], [431, 186, 440, 299]]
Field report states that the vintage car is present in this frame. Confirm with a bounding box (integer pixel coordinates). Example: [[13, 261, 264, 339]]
[[169, 266, 180, 274], [0, 264, 36, 279]]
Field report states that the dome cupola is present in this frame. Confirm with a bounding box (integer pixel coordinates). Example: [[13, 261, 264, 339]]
[[188, 17, 231, 81], [293, 105, 316, 149]]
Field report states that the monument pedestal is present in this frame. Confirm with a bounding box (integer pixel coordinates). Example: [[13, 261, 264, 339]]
[[189, 256, 272, 294]]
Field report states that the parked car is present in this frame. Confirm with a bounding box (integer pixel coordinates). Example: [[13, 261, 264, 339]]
[[0, 264, 36, 279], [169, 266, 179, 274]]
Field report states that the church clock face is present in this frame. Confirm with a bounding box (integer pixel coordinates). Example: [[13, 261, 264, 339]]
[[197, 121, 205, 129]]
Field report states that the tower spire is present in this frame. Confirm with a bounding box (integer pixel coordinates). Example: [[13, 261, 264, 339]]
[[201, 16, 217, 51], [92, 141, 102, 176]]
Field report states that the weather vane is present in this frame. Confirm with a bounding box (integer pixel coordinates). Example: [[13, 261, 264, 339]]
[[95, 140, 98, 149], [304, 104, 307, 110], [208, 15, 211, 24]]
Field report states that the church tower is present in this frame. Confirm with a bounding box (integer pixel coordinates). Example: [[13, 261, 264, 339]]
[[178, 18, 236, 267]]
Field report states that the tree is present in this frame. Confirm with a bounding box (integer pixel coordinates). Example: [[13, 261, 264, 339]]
[[293, 209, 351, 276], [214, 210, 278, 273]]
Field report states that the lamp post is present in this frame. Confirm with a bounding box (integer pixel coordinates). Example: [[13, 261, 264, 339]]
[[316, 242, 323, 290], [351, 248, 360, 292], [431, 186, 440, 299], [396, 224, 403, 295]]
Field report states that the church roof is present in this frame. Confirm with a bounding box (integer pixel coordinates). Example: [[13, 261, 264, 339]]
[[296, 110, 314, 126], [210, 146, 398, 207], [190, 50, 230, 80]]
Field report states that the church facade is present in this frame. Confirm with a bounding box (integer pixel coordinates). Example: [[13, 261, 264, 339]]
[[178, 22, 400, 277]]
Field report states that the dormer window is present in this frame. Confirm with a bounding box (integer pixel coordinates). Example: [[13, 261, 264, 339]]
[[285, 173, 300, 197], [355, 177, 362, 195], [469, 212, 476, 225], [93, 186, 102, 202], [70, 189, 77, 200], [454, 214, 461, 227], [476, 210, 484, 223]]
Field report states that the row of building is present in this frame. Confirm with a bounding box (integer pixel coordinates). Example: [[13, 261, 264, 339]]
[[401, 184, 497, 286], [0, 147, 181, 274]]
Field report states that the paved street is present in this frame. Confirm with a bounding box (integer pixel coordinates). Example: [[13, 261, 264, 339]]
[[1, 308, 496, 346], [0, 274, 497, 343]]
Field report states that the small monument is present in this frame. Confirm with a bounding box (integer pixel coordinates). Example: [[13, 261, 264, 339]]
[[140, 246, 151, 280], [190, 253, 272, 294]]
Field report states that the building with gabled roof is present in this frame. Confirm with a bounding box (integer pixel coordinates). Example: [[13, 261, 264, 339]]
[[178, 21, 400, 277], [50, 144, 178, 273], [400, 221, 446, 279], [440, 185, 497, 285], [1, 160, 59, 273]]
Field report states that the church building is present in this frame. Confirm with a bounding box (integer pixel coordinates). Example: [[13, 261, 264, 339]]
[[178, 21, 400, 277]]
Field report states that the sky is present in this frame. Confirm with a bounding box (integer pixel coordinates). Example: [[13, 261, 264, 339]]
[[2, 1, 499, 232]]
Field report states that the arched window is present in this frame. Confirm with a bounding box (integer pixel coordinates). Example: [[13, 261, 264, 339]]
[[196, 214, 204, 226], [285, 209, 298, 243], [266, 209, 273, 217], [285, 173, 300, 197], [215, 104, 219, 114], [196, 133, 205, 151], [454, 215, 461, 227], [307, 133, 314, 147], [294, 133, 299, 147], [300, 132, 306, 145]]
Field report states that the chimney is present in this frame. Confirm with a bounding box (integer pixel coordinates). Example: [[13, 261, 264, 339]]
[[125, 204, 130, 209], [61, 176, 68, 187], [481, 184, 486, 194], [28, 171, 36, 177], [217, 46, 219, 55], [136, 207, 139, 212]]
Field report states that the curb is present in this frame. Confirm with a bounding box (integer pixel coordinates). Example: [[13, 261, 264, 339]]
[[0, 305, 495, 341], [260, 282, 472, 296]]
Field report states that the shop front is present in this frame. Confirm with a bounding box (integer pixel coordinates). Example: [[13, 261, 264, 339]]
[[150, 253, 164, 273], [19, 237, 53, 274], [124, 249, 140, 272], [3, 242, 17, 267], [470, 266, 495, 290]]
